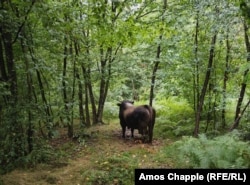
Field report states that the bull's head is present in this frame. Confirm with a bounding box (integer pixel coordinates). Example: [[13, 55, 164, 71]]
[[117, 100, 134, 110]]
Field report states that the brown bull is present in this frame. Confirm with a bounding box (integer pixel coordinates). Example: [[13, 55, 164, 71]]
[[117, 100, 156, 143]]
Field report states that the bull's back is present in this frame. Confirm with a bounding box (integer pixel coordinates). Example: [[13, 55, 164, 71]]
[[126, 106, 149, 127]]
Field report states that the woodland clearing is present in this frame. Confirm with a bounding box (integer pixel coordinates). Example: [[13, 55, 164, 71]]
[[1, 122, 173, 185]]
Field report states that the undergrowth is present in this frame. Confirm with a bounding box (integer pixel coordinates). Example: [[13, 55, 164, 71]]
[[81, 152, 136, 185], [2, 98, 250, 184], [153, 97, 195, 138], [163, 130, 250, 168]]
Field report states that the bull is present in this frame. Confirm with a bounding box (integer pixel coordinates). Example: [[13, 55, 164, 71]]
[[117, 100, 156, 143]]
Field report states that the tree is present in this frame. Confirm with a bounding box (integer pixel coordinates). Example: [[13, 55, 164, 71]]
[[230, 20, 250, 130], [194, 34, 217, 136], [0, 0, 37, 169], [149, 0, 167, 106]]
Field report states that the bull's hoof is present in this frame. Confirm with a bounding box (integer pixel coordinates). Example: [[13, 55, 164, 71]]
[[134, 140, 143, 144]]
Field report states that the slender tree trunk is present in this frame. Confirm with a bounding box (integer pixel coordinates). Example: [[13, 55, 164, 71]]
[[83, 43, 96, 126], [97, 47, 110, 124], [2, 21, 18, 117], [69, 47, 76, 138], [231, 100, 250, 129], [84, 79, 91, 126], [193, 10, 200, 113], [97, 60, 106, 124], [62, 39, 75, 138], [23, 29, 42, 138], [81, 35, 92, 126], [230, 21, 250, 130], [222, 31, 230, 128], [0, 34, 8, 82], [28, 42, 53, 138], [82, 65, 92, 126], [20, 31, 34, 152], [62, 37, 72, 131], [3, 32, 17, 102], [0, 28, 9, 105], [205, 83, 212, 132], [149, 0, 167, 106], [74, 42, 86, 127], [194, 34, 217, 137], [149, 35, 161, 106], [36, 69, 53, 137]]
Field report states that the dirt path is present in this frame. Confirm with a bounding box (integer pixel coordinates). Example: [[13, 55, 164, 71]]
[[1, 123, 171, 185]]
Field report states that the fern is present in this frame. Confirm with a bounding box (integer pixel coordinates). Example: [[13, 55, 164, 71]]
[[165, 131, 250, 168]]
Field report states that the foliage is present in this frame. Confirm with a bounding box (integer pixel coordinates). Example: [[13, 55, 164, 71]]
[[0, 105, 27, 174], [153, 97, 195, 138], [0, 138, 56, 174], [164, 130, 250, 168], [103, 102, 119, 122]]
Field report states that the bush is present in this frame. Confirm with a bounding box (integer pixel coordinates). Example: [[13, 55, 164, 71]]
[[154, 97, 194, 121], [103, 102, 119, 123], [153, 97, 194, 138]]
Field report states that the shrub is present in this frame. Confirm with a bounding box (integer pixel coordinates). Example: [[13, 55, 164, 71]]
[[154, 97, 194, 122], [153, 97, 194, 138], [103, 102, 119, 122]]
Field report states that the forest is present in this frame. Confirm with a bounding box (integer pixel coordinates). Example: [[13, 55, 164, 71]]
[[1, 0, 250, 184]]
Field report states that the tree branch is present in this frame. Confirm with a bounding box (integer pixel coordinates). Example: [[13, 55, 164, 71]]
[[12, 0, 36, 44]]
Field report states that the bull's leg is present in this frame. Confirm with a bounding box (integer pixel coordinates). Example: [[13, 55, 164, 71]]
[[148, 125, 153, 143], [141, 127, 150, 143], [122, 126, 126, 138], [131, 128, 134, 138], [142, 128, 147, 143]]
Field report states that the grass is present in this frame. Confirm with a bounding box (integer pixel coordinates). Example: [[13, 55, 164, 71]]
[[0, 121, 174, 185]]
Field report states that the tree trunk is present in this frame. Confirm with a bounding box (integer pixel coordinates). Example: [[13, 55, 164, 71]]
[[1, 2, 24, 160], [96, 47, 111, 124], [97, 58, 106, 124], [194, 34, 217, 137], [0, 34, 8, 82], [36, 69, 53, 137], [82, 28, 96, 126], [20, 31, 34, 152], [61, 38, 75, 138], [222, 31, 230, 128], [62, 36, 74, 137], [230, 21, 250, 130], [149, 0, 167, 106], [3, 32, 17, 102], [0, 28, 9, 105], [231, 100, 250, 129], [69, 46, 76, 138], [193, 10, 200, 113], [149, 39, 161, 106], [74, 42, 86, 127], [82, 65, 92, 127], [26, 42, 53, 138]]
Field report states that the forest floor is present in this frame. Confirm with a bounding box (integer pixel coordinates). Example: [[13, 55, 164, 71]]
[[1, 122, 174, 185]]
